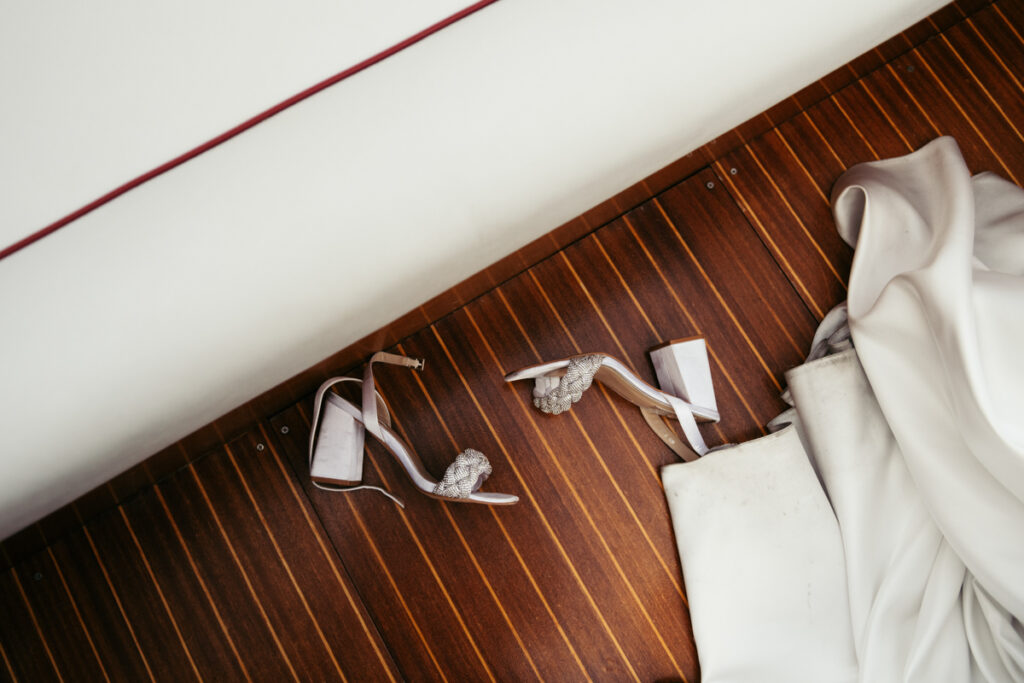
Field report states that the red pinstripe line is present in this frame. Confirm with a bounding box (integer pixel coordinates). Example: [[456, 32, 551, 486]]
[[0, 0, 501, 261]]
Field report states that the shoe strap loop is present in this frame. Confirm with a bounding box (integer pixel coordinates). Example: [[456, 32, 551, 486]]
[[362, 352, 423, 442], [309, 376, 403, 506]]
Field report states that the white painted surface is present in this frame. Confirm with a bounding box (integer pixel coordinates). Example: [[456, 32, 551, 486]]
[[0, 0, 946, 539], [0, 0, 471, 245]]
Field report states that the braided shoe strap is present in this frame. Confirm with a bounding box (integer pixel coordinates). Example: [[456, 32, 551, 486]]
[[433, 449, 493, 499], [533, 354, 603, 415]]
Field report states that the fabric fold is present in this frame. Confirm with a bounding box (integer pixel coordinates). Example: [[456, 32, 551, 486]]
[[663, 138, 1024, 682], [834, 137, 1024, 623]]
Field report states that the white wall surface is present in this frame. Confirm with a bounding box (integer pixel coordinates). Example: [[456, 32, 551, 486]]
[[0, 0, 946, 539], [0, 0, 472, 246]]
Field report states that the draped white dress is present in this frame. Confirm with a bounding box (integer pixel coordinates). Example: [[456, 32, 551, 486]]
[[662, 137, 1024, 682]]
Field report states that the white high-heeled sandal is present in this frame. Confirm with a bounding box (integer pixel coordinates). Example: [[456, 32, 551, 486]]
[[309, 351, 519, 507], [504, 338, 719, 461]]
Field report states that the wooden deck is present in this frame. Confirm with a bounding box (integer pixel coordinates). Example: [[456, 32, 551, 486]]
[[3, 1, 1023, 680]]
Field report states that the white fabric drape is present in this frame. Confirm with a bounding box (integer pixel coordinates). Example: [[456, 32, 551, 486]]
[[663, 137, 1024, 682]]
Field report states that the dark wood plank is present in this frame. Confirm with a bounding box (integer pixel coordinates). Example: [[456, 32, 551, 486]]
[[999, 0, 1024, 40], [155, 462, 300, 682], [275, 376, 622, 681], [966, 3, 1024, 107], [995, 0, 1024, 35], [832, 83, 917, 159], [716, 136, 849, 318], [271, 384, 588, 682], [271, 402, 514, 682], [423, 309, 695, 681], [719, 1, 1024, 330], [842, 71, 926, 155], [940, 15, 1024, 153], [0, 525, 47, 574], [802, 95, 888, 167], [48, 527, 155, 681], [630, 169, 817, 422], [469, 281, 687, 581], [71, 485, 119, 528], [106, 462, 152, 503], [79, 506, 201, 680], [9, 552, 110, 681], [187, 441, 371, 681], [392, 321, 665, 682], [227, 428, 401, 681], [929, 0, 974, 28], [141, 442, 191, 483], [459, 291, 702, 680], [33, 504, 80, 552], [886, 47, 1022, 181], [0, 568, 63, 682], [771, 116, 848, 201], [919, 30, 1024, 177], [953, 0, 996, 18], [118, 484, 251, 680]]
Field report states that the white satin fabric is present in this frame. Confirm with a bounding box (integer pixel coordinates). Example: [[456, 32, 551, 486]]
[[663, 138, 1024, 682]]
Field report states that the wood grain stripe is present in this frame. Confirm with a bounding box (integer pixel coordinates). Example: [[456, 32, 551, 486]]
[[0, 636, 16, 683], [622, 215, 770, 429], [430, 324, 643, 682], [153, 489, 252, 682], [187, 466, 301, 682], [44, 548, 111, 683], [556, 253, 641, 375], [393, 345, 582, 681], [965, 16, 1024, 94], [832, 96, 881, 159], [492, 288, 690, 604], [335, 447, 498, 682], [852, 80, 916, 152], [913, 51, 1021, 183], [10, 571, 64, 682], [40, 535, 150, 679], [713, 161, 826, 319], [81, 528, 156, 682], [589, 235, 661, 345], [886, 61, 945, 138], [770, 127, 833, 202], [256, 424, 400, 683], [994, 3, 1024, 45], [293, 403, 451, 682], [800, 110, 847, 167], [116, 509, 203, 681], [654, 196, 794, 386], [936, 34, 1024, 144], [222, 446, 350, 682], [589, 233, 737, 441], [735, 148, 848, 289], [525, 267, 727, 451], [455, 294, 696, 676]]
